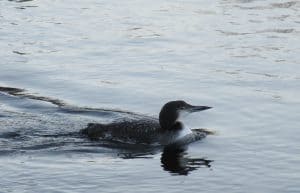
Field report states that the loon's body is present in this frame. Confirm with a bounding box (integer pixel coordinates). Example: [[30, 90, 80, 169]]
[[81, 100, 212, 145]]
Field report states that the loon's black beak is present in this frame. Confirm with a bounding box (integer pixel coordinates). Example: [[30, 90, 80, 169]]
[[185, 105, 212, 113]]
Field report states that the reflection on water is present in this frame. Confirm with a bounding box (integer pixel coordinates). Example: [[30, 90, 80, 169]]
[[161, 145, 213, 176], [114, 144, 213, 176]]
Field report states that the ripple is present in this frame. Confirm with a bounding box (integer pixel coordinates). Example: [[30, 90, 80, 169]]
[[8, 0, 33, 2], [246, 72, 280, 78], [0, 131, 21, 139], [216, 29, 250, 36], [254, 89, 283, 100], [0, 86, 65, 106], [194, 9, 216, 15], [268, 15, 290, 21], [271, 1, 297, 9], [257, 29, 295, 34], [15, 5, 38, 10], [0, 86, 24, 94], [234, 5, 269, 10], [12, 50, 28, 55], [235, 1, 298, 10]]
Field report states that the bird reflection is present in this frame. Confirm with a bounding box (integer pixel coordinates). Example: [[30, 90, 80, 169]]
[[161, 145, 213, 175], [97, 140, 213, 176]]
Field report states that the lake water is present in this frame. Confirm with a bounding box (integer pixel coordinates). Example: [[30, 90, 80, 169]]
[[0, 0, 300, 192]]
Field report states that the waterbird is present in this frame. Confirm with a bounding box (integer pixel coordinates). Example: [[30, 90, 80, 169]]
[[81, 100, 212, 145]]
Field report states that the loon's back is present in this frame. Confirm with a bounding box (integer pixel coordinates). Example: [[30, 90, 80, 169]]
[[81, 118, 162, 144]]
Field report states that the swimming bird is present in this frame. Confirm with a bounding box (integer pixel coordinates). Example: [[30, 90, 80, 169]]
[[81, 100, 212, 145]]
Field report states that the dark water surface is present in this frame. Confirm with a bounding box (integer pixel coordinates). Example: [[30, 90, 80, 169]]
[[1, 0, 300, 192]]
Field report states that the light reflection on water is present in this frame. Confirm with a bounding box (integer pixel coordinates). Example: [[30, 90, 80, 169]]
[[0, 0, 300, 192]]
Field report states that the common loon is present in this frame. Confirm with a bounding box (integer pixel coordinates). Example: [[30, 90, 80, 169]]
[[81, 100, 212, 145]]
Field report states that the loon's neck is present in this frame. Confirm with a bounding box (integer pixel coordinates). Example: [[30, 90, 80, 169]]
[[158, 121, 192, 145], [171, 121, 184, 131], [160, 121, 191, 135]]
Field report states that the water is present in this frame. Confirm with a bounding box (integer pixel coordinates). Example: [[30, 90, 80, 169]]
[[1, 0, 300, 192]]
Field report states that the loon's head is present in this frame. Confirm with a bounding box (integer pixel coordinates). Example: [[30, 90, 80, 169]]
[[159, 100, 212, 131]]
